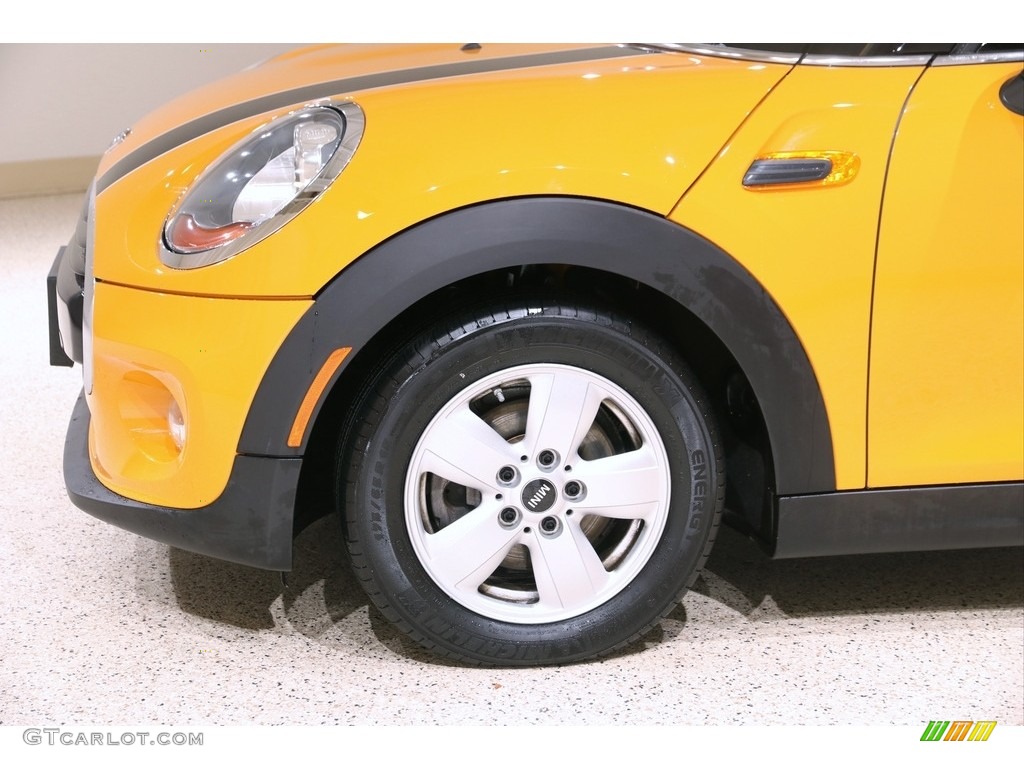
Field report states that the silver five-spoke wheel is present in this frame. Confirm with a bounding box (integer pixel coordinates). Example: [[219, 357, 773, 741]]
[[406, 364, 671, 622]]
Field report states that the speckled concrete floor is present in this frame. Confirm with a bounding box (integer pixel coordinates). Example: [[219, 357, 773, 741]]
[[1, 192, 1022, 726]]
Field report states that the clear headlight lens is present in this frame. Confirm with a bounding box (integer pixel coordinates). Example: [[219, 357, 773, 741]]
[[161, 101, 364, 269]]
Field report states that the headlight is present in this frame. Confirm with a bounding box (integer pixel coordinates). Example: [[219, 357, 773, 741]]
[[161, 101, 364, 269]]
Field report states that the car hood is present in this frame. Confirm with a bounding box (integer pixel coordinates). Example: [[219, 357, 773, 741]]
[[96, 43, 623, 182]]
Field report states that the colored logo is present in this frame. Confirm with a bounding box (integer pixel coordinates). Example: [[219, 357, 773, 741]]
[[920, 720, 997, 741]]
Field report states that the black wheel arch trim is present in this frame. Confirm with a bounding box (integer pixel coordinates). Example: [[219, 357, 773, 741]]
[[238, 197, 837, 496]]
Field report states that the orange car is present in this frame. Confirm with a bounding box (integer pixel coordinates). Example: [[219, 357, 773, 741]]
[[48, 43, 1023, 664]]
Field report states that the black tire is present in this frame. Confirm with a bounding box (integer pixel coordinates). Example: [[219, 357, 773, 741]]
[[338, 300, 723, 665]]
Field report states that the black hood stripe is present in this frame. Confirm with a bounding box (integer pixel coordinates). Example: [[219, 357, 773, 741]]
[[97, 45, 646, 193]]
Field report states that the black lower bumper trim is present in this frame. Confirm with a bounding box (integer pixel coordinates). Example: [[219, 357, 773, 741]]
[[64, 391, 299, 570], [775, 482, 1024, 558]]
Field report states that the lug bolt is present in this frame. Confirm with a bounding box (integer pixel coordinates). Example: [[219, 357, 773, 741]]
[[496, 465, 519, 487], [539, 516, 561, 536], [498, 507, 521, 528], [564, 480, 585, 501], [537, 449, 558, 470]]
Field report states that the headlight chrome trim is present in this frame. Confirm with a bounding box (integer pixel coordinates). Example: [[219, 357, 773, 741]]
[[159, 99, 365, 270]]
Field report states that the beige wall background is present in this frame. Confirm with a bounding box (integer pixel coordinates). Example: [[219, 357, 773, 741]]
[[0, 44, 300, 197]]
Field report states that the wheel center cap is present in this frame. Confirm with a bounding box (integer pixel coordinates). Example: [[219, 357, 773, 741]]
[[521, 478, 557, 513]]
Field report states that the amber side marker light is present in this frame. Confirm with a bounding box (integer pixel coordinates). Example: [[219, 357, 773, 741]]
[[287, 347, 352, 448], [743, 150, 860, 189]]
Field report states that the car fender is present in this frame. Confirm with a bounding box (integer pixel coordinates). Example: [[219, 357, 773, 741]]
[[238, 196, 836, 496]]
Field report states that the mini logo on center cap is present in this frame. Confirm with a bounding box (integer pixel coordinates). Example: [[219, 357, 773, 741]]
[[522, 479, 556, 513]]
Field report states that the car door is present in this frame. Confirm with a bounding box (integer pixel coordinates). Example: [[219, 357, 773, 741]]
[[868, 46, 1024, 487]]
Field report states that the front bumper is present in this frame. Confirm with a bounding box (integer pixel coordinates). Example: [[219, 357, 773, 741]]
[[64, 390, 299, 570], [49, 211, 305, 571]]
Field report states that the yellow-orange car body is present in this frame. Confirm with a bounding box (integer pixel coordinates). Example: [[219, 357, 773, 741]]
[[50, 43, 1024, 665]]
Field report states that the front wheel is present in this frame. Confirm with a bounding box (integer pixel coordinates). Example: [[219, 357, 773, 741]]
[[339, 301, 723, 665]]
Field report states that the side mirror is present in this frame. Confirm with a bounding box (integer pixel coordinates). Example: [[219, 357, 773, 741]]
[[1000, 71, 1024, 116]]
